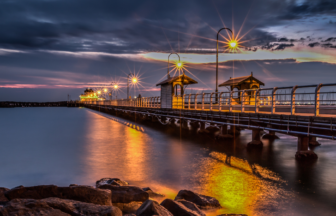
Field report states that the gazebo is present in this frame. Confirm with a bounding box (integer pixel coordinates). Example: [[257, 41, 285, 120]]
[[156, 74, 198, 109]]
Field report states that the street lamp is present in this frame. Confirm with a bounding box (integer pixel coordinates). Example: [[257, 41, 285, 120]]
[[215, 27, 236, 102], [167, 53, 180, 78], [127, 74, 138, 99]]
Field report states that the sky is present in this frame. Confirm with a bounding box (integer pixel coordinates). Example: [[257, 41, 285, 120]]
[[0, 0, 336, 102]]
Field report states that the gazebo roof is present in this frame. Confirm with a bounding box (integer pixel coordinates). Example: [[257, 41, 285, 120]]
[[156, 74, 198, 86], [218, 73, 264, 87]]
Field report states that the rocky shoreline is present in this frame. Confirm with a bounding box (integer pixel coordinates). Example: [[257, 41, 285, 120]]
[[0, 178, 247, 216]]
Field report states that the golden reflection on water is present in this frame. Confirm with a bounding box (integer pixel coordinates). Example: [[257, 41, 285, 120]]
[[84, 111, 292, 215], [192, 152, 292, 216]]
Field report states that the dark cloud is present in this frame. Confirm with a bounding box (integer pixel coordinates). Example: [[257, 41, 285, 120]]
[[308, 42, 320, 47], [279, 0, 336, 20], [261, 42, 294, 51], [323, 37, 336, 42], [321, 43, 336, 48]]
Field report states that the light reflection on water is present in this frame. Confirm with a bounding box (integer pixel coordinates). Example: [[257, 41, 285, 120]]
[[1, 107, 336, 215]]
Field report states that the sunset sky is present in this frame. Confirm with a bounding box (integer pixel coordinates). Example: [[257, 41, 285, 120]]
[[1, 0, 336, 101]]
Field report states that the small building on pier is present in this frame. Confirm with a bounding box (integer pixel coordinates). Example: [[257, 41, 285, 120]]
[[156, 74, 198, 109], [219, 72, 265, 105]]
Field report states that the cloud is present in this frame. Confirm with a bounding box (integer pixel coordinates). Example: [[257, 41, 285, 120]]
[[308, 42, 320, 47]]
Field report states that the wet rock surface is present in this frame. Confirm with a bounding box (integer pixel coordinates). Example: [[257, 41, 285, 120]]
[[160, 199, 203, 216], [0, 197, 122, 216], [174, 190, 221, 209], [99, 185, 149, 213], [176, 199, 205, 216], [5, 185, 112, 206], [96, 178, 129, 188], [142, 187, 165, 198], [136, 200, 172, 216]]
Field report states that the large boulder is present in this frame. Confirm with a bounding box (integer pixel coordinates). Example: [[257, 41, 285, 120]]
[[0, 188, 9, 204], [4, 185, 112, 206], [174, 190, 221, 209], [142, 187, 165, 199], [176, 200, 205, 216], [96, 178, 129, 188], [0, 198, 122, 216], [160, 199, 203, 216], [99, 185, 149, 213], [0, 199, 70, 216], [136, 200, 172, 216]]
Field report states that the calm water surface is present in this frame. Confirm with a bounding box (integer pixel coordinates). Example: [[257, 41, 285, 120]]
[[1, 107, 336, 215]]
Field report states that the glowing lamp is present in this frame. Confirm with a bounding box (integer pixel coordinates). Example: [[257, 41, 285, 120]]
[[229, 40, 238, 48], [176, 62, 183, 68], [98, 91, 101, 94], [104, 88, 107, 92], [114, 85, 118, 89], [132, 78, 137, 83]]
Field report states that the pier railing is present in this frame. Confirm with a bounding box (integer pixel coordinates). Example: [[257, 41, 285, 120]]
[[79, 83, 336, 117]]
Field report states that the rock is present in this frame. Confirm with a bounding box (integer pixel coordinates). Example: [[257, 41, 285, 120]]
[[4, 185, 112, 206], [96, 178, 129, 188], [174, 190, 221, 209], [0, 197, 122, 216], [160, 199, 203, 216], [99, 185, 149, 213], [112, 202, 143, 214], [69, 184, 78, 187], [197, 129, 210, 136], [0, 198, 70, 216], [295, 150, 318, 160], [176, 200, 205, 216], [0, 188, 9, 204], [142, 187, 165, 199], [136, 200, 172, 216]]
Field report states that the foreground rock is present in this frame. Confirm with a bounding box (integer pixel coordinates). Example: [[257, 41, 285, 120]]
[[176, 200, 205, 216], [4, 185, 112, 206], [174, 190, 221, 209], [96, 178, 129, 188], [160, 199, 203, 216], [0, 197, 122, 216], [142, 187, 165, 199], [99, 185, 149, 213], [0, 188, 9, 205], [136, 200, 172, 216]]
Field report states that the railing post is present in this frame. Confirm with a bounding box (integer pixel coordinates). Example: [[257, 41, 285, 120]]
[[255, 89, 260, 113], [229, 90, 233, 112], [210, 93, 214, 111], [195, 93, 199, 110], [219, 92, 223, 111], [241, 90, 246, 113], [315, 83, 323, 116], [188, 94, 191, 109], [202, 93, 205, 110], [291, 86, 298, 115], [272, 87, 278, 114]]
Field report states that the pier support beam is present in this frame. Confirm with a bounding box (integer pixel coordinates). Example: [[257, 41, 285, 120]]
[[189, 121, 200, 131], [262, 131, 279, 140], [295, 136, 318, 160], [215, 124, 233, 140], [247, 129, 263, 148], [309, 137, 321, 146], [200, 122, 205, 130]]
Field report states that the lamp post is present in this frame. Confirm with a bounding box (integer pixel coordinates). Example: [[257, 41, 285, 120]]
[[127, 74, 137, 99], [167, 53, 180, 78], [215, 28, 234, 103]]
